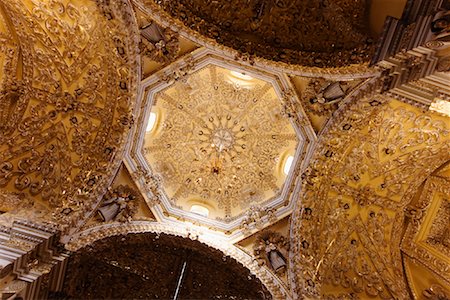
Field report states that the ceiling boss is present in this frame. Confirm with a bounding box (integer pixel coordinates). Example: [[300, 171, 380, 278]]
[[144, 65, 298, 218]]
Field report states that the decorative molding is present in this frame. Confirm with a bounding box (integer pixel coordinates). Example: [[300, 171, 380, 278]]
[[0, 220, 69, 299]]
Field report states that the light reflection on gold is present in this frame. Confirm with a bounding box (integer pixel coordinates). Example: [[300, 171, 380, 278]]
[[430, 98, 450, 117]]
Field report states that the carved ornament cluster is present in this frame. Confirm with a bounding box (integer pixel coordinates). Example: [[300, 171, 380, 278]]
[[239, 205, 277, 232], [139, 22, 180, 64], [299, 78, 364, 116], [402, 175, 450, 284], [96, 185, 140, 223], [253, 231, 289, 275]]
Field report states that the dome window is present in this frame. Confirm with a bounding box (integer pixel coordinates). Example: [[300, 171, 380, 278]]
[[146, 112, 157, 132], [190, 205, 209, 217], [283, 155, 294, 175]]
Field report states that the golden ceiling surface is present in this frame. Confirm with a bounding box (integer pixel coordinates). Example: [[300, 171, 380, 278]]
[[144, 65, 298, 218], [0, 0, 450, 299], [0, 0, 138, 232]]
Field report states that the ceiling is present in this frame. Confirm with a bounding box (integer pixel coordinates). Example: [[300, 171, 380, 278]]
[[151, 0, 375, 68], [127, 49, 315, 237], [0, 0, 138, 233], [0, 0, 449, 299], [144, 64, 298, 219], [291, 96, 450, 298]]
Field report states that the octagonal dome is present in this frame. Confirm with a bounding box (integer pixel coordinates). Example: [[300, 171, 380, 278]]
[[127, 50, 313, 238], [144, 64, 298, 219]]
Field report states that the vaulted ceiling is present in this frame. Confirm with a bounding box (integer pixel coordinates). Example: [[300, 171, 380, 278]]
[[0, 0, 138, 233], [0, 0, 449, 299], [143, 64, 298, 219]]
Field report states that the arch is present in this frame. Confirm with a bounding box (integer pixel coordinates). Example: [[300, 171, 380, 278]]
[[67, 221, 290, 299], [0, 0, 140, 236], [131, 0, 379, 80]]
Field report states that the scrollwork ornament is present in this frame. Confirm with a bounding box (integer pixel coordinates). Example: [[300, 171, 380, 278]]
[[291, 88, 450, 298], [423, 284, 450, 300], [150, 0, 375, 68], [404, 204, 427, 223]]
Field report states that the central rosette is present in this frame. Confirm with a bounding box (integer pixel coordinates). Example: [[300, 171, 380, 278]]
[[212, 128, 234, 152]]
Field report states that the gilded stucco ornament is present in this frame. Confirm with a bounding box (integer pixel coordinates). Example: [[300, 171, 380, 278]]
[[142, 62, 301, 220], [156, 53, 196, 84], [66, 221, 290, 299], [63, 232, 273, 299], [299, 78, 365, 116], [127, 48, 315, 239], [437, 56, 450, 72], [402, 175, 450, 284], [240, 205, 277, 232], [150, 0, 374, 69], [423, 284, 450, 299], [96, 185, 140, 223], [0, 190, 29, 212], [0, 0, 139, 234], [130, 166, 162, 207]]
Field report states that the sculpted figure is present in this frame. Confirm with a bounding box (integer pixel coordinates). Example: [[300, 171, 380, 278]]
[[264, 240, 286, 272], [253, 231, 289, 274], [97, 186, 137, 222]]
